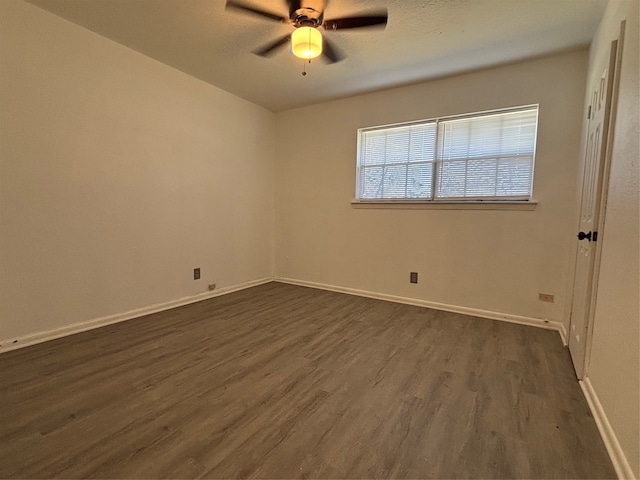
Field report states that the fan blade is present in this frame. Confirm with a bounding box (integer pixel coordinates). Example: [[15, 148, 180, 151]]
[[253, 34, 291, 57], [285, 0, 302, 18], [225, 1, 287, 23], [322, 38, 343, 64], [323, 11, 388, 30]]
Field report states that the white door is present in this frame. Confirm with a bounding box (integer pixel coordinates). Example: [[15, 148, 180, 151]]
[[568, 41, 619, 379]]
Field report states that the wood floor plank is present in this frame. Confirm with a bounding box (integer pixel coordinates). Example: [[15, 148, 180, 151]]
[[0, 282, 616, 478]]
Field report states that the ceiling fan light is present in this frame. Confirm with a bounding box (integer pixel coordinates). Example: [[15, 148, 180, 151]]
[[291, 26, 322, 60]]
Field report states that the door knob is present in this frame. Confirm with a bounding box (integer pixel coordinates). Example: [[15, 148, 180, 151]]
[[577, 231, 592, 241]]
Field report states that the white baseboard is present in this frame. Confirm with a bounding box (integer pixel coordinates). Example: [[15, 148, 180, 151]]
[[0, 277, 272, 354], [558, 323, 568, 346], [2, 276, 564, 353], [580, 378, 635, 479], [276, 277, 565, 337]]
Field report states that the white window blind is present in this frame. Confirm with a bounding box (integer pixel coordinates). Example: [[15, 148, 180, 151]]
[[356, 106, 538, 201], [359, 122, 437, 199]]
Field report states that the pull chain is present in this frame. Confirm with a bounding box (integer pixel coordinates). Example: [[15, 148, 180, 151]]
[[302, 59, 311, 76]]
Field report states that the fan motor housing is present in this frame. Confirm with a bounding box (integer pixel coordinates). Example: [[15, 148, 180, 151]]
[[293, 7, 323, 28]]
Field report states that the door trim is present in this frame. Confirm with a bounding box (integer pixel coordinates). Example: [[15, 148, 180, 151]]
[[570, 20, 626, 379]]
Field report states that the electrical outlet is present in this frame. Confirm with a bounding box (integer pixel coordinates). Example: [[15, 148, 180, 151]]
[[539, 293, 554, 303], [410, 272, 418, 284], [193, 268, 201, 280]]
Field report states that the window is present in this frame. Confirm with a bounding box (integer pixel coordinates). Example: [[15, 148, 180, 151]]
[[355, 106, 539, 202]]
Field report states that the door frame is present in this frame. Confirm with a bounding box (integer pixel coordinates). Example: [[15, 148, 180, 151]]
[[569, 20, 626, 379]]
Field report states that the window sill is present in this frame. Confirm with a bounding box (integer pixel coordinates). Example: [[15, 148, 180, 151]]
[[350, 200, 538, 211]]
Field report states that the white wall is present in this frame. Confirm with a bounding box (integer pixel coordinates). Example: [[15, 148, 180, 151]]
[[0, 0, 275, 341], [584, 0, 639, 476], [274, 51, 588, 330]]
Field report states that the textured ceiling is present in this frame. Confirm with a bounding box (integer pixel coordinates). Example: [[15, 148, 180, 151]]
[[25, 0, 607, 112]]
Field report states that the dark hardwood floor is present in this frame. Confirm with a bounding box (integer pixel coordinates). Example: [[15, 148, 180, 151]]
[[0, 282, 615, 478]]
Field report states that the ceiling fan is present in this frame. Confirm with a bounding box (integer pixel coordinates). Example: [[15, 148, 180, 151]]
[[225, 0, 388, 64]]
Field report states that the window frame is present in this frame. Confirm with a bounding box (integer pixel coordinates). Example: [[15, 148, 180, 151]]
[[354, 105, 539, 204]]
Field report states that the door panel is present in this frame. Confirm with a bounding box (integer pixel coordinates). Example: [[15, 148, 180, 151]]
[[568, 47, 617, 378]]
